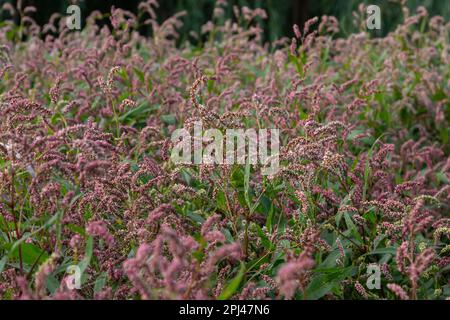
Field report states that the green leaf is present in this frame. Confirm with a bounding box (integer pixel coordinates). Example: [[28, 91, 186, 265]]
[[46, 275, 60, 294], [305, 274, 335, 300], [215, 190, 227, 212], [265, 202, 274, 232], [3, 243, 49, 266], [244, 157, 251, 210], [346, 128, 365, 141], [160, 114, 177, 125], [436, 172, 449, 184], [231, 167, 245, 188], [119, 102, 157, 122], [0, 255, 8, 274], [335, 193, 352, 227], [133, 67, 145, 83], [367, 247, 397, 255], [306, 266, 357, 300], [344, 212, 363, 243], [78, 236, 93, 276], [218, 262, 246, 300], [255, 225, 273, 250], [187, 210, 205, 224], [6, 213, 59, 263], [94, 272, 108, 293]]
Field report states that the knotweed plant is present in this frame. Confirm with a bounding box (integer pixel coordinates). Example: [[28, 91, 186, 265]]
[[0, 1, 448, 300]]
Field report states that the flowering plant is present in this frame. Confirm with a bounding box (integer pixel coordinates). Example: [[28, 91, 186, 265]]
[[0, 1, 448, 300]]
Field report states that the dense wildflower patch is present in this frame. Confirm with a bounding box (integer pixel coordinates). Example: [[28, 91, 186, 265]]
[[0, 1, 448, 300]]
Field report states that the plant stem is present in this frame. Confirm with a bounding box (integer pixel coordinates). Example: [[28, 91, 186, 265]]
[[10, 168, 23, 274]]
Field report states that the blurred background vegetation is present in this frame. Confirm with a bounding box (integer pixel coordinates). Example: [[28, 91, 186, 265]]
[[0, 0, 449, 42]]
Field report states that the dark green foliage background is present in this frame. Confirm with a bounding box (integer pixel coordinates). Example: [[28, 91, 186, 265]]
[[0, 0, 449, 41]]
